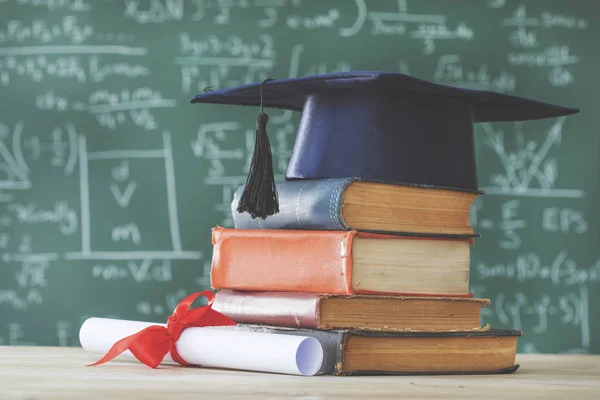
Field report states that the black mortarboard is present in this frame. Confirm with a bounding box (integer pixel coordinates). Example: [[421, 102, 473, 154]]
[[191, 71, 578, 219]]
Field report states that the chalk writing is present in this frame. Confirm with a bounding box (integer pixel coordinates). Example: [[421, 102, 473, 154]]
[[508, 45, 578, 68], [503, 4, 588, 30], [177, 33, 275, 93], [0, 16, 98, 45], [136, 288, 189, 317], [0, 0, 596, 354], [34, 88, 176, 130], [479, 117, 585, 198], [542, 208, 587, 234], [8, 202, 77, 235], [346, 1, 474, 54], [56, 320, 73, 347], [287, 8, 341, 30], [433, 55, 515, 92], [0, 56, 149, 86], [493, 287, 590, 348], [5, 0, 91, 11], [477, 252, 600, 286], [0, 121, 30, 190], [92, 259, 172, 283], [0, 289, 43, 311], [0, 323, 35, 345], [124, 0, 186, 24]]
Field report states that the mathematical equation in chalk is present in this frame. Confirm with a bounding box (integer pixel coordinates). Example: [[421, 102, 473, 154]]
[[33, 89, 175, 130], [135, 288, 190, 318], [177, 33, 276, 93], [91, 260, 173, 283], [0, 258, 46, 311], [1, 0, 91, 12], [476, 252, 600, 286], [0, 55, 149, 86], [0, 16, 119, 45], [471, 199, 587, 250], [502, 4, 587, 87], [492, 287, 590, 348]]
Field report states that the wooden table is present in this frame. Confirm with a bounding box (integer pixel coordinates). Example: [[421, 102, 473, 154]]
[[0, 347, 599, 399]]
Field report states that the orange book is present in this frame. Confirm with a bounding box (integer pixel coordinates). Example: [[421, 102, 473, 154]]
[[211, 227, 472, 296]]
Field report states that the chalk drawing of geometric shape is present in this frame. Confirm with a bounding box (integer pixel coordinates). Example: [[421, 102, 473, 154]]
[[478, 117, 584, 198], [65, 131, 201, 261]]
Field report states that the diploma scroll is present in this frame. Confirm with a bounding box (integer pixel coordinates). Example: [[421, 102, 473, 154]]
[[80, 317, 323, 376]]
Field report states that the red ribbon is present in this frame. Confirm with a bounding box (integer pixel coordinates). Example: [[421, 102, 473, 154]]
[[88, 290, 236, 368]]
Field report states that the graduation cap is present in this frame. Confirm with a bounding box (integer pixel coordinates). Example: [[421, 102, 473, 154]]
[[191, 71, 579, 219]]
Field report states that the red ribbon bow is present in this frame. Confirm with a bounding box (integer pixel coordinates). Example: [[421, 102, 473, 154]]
[[88, 290, 236, 368]]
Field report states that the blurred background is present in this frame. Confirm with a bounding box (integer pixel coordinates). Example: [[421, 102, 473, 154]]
[[0, 0, 597, 353]]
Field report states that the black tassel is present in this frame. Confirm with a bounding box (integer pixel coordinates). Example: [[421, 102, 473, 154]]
[[236, 111, 279, 219]]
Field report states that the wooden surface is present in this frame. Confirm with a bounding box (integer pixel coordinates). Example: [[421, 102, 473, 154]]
[[0, 347, 599, 400]]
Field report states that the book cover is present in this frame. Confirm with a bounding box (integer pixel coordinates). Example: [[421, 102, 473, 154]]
[[211, 227, 472, 296], [213, 289, 489, 331], [232, 178, 479, 237], [229, 325, 522, 376]]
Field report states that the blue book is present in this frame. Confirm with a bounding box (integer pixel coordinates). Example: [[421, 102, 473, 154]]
[[232, 178, 480, 237]]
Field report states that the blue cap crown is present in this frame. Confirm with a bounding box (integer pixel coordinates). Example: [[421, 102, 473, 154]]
[[192, 71, 578, 192]]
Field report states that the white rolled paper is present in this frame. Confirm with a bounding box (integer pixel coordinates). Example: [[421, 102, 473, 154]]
[[79, 317, 323, 376]]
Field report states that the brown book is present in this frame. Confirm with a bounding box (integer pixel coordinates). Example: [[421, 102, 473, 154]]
[[232, 178, 479, 236], [213, 290, 490, 332], [232, 325, 522, 376], [211, 228, 472, 296], [341, 181, 478, 235]]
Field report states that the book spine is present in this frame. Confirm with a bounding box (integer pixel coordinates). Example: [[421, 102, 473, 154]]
[[232, 178, 355, 230], [212, 289, 323, 329], [211, 227, 356, 295]]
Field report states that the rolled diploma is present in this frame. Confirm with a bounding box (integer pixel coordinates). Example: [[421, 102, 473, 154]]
[[79, 317, 323, 376]]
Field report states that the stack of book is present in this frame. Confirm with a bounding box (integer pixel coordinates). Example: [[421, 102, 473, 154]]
[[192, 70, 577, 375], [211, 178, 521, 375]]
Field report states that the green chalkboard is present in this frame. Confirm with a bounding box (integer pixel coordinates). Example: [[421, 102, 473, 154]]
[[0, 0, 597, 354]]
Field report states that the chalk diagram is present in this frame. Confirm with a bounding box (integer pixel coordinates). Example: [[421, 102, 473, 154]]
[[1, 128, 201, 262], [68, 131, 201, 261], [478, 117, 583, 199]]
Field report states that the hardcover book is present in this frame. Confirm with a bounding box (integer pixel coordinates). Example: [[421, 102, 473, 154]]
[[213, 289, 490, 332], [229, 325, 522, 376], [211, 227, 472, 296], [232, 178, 479, 237]]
